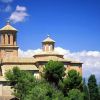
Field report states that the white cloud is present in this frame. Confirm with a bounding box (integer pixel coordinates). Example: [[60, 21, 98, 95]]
[[9, 5, 29, 23], [0, 0, 13, 3], [55, 47, 70, 55], [16, 5, 26, 11], [18, 49, 42, 58], [18, 47, 100, 82]]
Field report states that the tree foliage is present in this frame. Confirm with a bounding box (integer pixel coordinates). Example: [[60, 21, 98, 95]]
[[66, 89, 84, 100], [25, 80, 65, 100], [5, 61, 87, 100], [6, 67, 65, 100], [88, 74, 100, 100], [6, 67, 36, 100], [99, 83, 100, 97], [44, 60, 65, 86], [83, 79, 89, 100], [61, 70, 82, 96]]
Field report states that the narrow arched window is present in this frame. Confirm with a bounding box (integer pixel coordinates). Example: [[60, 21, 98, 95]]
[[3, 34, 5, 44], [48, 44, 51, 51], [13, 34, 16, 45], [8, 34, 10, 44]]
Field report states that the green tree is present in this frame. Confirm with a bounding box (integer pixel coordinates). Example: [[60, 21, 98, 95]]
[[88, 74, 99, 100], [66, 89, 84, 100], [5, 66, 84, 100], [6, 67, 36, 100], [83, 78, 89, 100], [61, 70, 82, 96], [44, 60, 65, 86], [6, 67, 65, 100], [25, 80, 65, 100], [25, 81, 52, 100], [98, 83, 100, 98]]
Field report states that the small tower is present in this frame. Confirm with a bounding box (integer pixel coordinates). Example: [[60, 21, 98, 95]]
[[42, 35, 55, 52], [0, 21, 19, 58]]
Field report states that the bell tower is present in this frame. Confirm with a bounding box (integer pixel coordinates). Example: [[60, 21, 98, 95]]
[[42, 35, 55, 52], [0, 21, 19, 58]]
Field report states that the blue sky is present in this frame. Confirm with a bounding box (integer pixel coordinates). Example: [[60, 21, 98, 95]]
[[0, 0, 100, 51], [0, 0, 100, 81]]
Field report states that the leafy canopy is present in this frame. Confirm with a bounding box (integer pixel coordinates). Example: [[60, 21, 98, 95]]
[[60, 69, 83, 96], [44, 60, 65, 85], [66, 89, 84, 100], [6, 67, 36, 100], [5, 61, 86, 100], [88, 74, 99, 100]]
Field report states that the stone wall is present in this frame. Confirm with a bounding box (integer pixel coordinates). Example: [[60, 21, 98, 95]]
[[0, 84, 14, 100]]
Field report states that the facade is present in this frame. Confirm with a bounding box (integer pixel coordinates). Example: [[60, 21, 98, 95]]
[[0, 22, 82, 100]]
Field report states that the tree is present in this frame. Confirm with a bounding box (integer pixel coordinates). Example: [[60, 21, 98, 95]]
[[5, 66, 84, 100], [83, 78, 89, 100], [44, 60, 65, 86], [25, 80, 65, 100], [66, 89, 84, 100], [98, 83, 100, 98], [61, 70, 82, 96], [25, 80, 53, 100], [6, 67, 65, 100], [6, 67, 37, 100], [88, 74, 99, 100]]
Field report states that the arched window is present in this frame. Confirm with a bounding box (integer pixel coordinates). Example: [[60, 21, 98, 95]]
[[3, 34, 5, 44], [14, 34, 16, 45], [48, 44, 51, 51], [44, 45, 46, 51], [8, 34, 10, 44]]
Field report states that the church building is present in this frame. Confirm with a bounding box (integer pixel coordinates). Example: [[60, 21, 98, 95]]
[[0, 22, 82, 100]]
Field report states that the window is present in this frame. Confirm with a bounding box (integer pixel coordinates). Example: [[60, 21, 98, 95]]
[[14, 34, 16, 45], [3, 34, 5, 44], [8, 34, 10, 44], [49, 44, 51, 51], [44, 45, 46, 51]]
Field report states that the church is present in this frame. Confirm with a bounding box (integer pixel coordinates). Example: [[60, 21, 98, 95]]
[[0, 22, 82, 100]]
